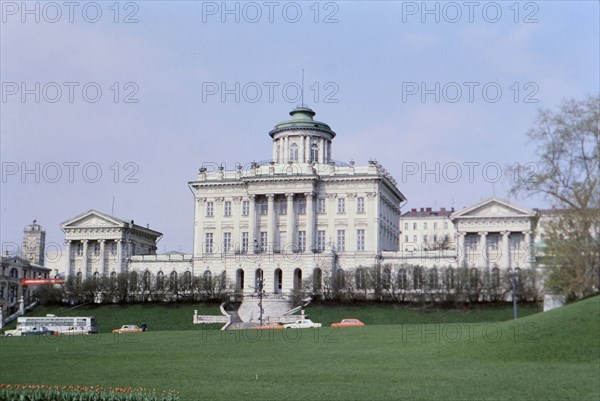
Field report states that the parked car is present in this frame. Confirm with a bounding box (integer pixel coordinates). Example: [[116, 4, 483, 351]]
[[112, 325, 143, 334], [4, 326, 55, 336], [283, 319, 322, 329], [331, 319, 365, 328], [62, 326, 90, 335], [256, 323, 284, 330]]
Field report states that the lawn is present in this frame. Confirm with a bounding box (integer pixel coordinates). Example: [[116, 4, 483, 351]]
[[1, 297, 598, 400]]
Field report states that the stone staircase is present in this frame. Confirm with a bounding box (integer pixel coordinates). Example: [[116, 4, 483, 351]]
[[237, 296, 294, 324]]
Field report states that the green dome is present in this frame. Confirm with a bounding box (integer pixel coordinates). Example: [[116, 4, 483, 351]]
[[269, 107, 336, 138]]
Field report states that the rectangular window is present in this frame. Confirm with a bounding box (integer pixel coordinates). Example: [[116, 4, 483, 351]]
[[77, 243, 83, 256], [404, 235, 409, 242], [337, 230, 345, 251], [317, 198, 326, 214], [224, 201, 232, 216], [242, 200, 249, 216], [241, 232, 248, 253], [298, 231, 306, 252], [413, 223, 417, 230], [413, 235, 417, 242], [356, 229, 365, 251], [110, 242, 117, 255], [93, 243, 100, 255], [337, 198, 345, 214], [424, 235, 428, 243], [434, 222, 438, 230], [279, 200, 287, 215], [297, 199, 306, 214], [317, 230, 326, 252], [223, 232, 232, 253], [259, 201, 268, 215], [424, 223, 428, 230], [205, 233, 213, 254], [206, 201, 214, 217], [433, 235, 438, 243], [357, 197, 365, 213], [260, 231, 267, 252], [444, 222, 448, 229], [404, 223, 408, 230]]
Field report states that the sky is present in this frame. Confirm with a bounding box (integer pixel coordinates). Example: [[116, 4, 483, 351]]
[[1, 0, 599, 256]]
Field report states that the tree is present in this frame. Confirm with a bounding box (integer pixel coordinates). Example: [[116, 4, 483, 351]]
[[510, 96, 600, 299]]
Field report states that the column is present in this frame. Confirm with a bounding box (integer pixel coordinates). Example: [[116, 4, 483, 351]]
[[478, 232, 488, 268], [82, 240, 89, 278], [193, 197, 204, 258], [117, 239, 123, 273], [99, 240, 106, 276], [502, 231, 510, 269], [327, 193, 337, 249], [305, 193, 315, 252], [233, 197, 242, 252], [522, 230, 532, 268], [249, 195, 256, 253], [67, 240, 73, 277], [286, 193, 295, 251], [266, 194, 275, 253], [320, 138, 325, 163], [457, 232, 465, 267]]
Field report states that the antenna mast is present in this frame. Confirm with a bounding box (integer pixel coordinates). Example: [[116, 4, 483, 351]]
[[301, 68, 305, 107]]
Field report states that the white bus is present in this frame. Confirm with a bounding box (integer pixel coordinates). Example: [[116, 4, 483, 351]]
[[15, 315, 97, 335]]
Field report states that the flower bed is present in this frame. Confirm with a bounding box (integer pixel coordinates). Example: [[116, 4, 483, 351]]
[[0, 384, 179, 401]]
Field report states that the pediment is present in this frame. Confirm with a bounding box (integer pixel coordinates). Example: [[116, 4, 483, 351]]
[[452, 198, 536, 219], [61, 210, 124, 229]]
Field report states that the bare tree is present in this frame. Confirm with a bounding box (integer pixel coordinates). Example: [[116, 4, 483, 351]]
[[510, 96, 599, 299]]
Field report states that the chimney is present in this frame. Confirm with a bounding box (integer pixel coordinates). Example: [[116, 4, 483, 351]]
[[440, 207, 446, 212], [426, 207, 432, 212], [420, 208, 424, 212], [411, 208, 417, 212]]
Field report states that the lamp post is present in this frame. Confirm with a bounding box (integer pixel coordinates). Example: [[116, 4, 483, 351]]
[[511, 268, 518, 320], [257, 276, 264, 326]]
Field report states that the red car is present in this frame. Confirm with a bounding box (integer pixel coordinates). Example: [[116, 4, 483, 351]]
[[331, 319, 365, 328]]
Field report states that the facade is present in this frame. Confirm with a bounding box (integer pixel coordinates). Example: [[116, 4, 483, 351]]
[[1, 254, 51, 319], [400, 207, 455, 253], [184, 107, 406, 296], [60, 210, 162, 278]]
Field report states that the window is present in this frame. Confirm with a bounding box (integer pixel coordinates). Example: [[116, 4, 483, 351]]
[[289, 143, 299, 161], [356, 268, 366, 290], [279, 200, 287, 215], [206, 201, 214, 217], [260, 232, 267, 252], [382, 268, 391, 290], [398, 269, 407, 289], [317, 198, 326, 214], [413, 235, 417, 242], [223, 232, 231, 253], [241, 232, 248, 253], [337, 230, 345, 251], [224, 201, 231, 216], [110, 242, 117, 255], [259, 200, 268, 215], [434, 222, 438, 230], [404, 223, 408, 230], [404, 235, 408, 242], [356, 229, 365, 251], [242, 200, 249, 216], [76, 243, 83, 256], [424, 235, 428, 243], [205, 233, 214, 253], [93, 243, 100, 255], [424, 223, 428, 230], [357, 197, 365, 213], [317, 230, 326, 252], [297, 198, 306, 214], [433, 235, 438, 243], [413, 223, 417, 230], [337, 198, 345, 214], [298, 231, 306, 252], [413, 267, 423, 290], [444, 222, 448, 229], [310, 143, 319, 162]]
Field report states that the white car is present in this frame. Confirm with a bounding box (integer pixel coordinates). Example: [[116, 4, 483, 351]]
[[283, 319, 322, 329]]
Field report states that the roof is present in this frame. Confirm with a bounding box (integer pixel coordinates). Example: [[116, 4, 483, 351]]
[[269, 107, 336, 138], [61, 209, 162, 237], [402, 207, 454, 218], [451, 197, 537, 219]]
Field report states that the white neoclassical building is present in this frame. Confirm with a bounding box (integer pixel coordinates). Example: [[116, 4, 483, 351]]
[[187, 107, 406, 294]]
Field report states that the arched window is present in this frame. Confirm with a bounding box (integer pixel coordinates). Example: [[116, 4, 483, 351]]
[[255, 269, 264, 292], [491, 267, 500, 288], [183, 271, 192, 287], [236, 269, 244, 290], [156, 271, 164, 288], [293, 268, 302, 290], [382, 267, 391, 290], [355, 268, 367, 290], [445, 268, 455, 289], [204, 270, 212, 281], [289, 143, 299, 162], [398, 269, 407, 290], [143, 271, 151, 287], [274, 268, 283, 293], [220, 271, 227, 289], [413, 267, 423, 290], [336, 269, 345, 289], [9, 268, 18, 278], [313, 268, 322, 291], [310, 143, 319, 162], [429, 268, 438, 289], [170, 271, 178, 285], [470, 268, 479, 288], [76, 271, 82, 283]]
